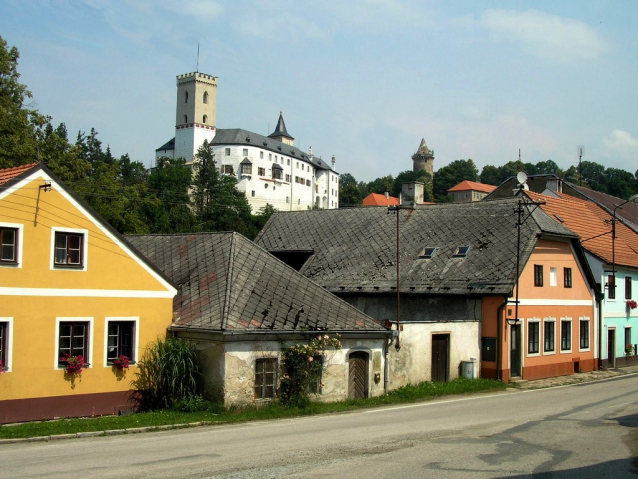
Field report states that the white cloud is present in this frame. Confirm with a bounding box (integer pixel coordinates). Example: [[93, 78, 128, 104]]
[[478, 9, 606, 63]]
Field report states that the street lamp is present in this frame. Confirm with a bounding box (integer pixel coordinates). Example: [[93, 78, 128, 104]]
[[608, 194, 638, 297]]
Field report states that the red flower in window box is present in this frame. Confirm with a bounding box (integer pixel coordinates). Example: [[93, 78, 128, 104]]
[[113, 355, 130, 370], [628, 300, 638, 310], [0, 360, 4, 373], [60, 353, 88, 376]]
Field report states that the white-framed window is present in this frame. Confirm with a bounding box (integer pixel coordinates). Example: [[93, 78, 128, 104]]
[[0, 318, 13, 372], [51, 228, 88, 271], [550, 267, 557, 286], [527, 318, 540, 356], [254, 357, 277, 399], [543, 317, 556, 354], [55, 317, 93, 370], [579, 317, 590, 351], [0, 222, 23, 267], [258, 167, 266, 176], [243, 148, 249, 156], [225, 148, 231, 156], [260, 151, 264, 159], [287, 159, 290, 166], [560, 318, 572, 353], [104, 317, 138, 366], [221, 165, 234, 175]]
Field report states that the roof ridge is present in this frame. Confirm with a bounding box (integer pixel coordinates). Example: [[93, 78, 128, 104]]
[[221, 232, 237, 330]]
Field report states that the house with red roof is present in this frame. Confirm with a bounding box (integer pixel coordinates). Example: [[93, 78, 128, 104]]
[[448, 180, 497, 202], [524, 190, 638, 369], [362, 193, 400, 206]]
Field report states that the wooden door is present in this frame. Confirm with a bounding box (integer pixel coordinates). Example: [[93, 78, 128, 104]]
[[348, 351, 369, 399], [608, 329, 616, 368], [431, 334, 449, 382], [510, 325, 521, 377]]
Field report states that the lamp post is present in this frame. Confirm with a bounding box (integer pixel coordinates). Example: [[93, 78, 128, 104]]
[[609, 194, 638, 297]]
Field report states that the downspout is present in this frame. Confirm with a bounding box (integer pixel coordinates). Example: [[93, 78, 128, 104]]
[[597, 282, 603, 370], [384, 333, 396, 394], [496, 296, 508, 381]]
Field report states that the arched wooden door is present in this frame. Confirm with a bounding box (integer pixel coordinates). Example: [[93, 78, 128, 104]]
[[348, 351, 369, 399]]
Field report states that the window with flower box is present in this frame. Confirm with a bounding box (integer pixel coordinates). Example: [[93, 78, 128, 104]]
[[106, 320, 135, 365], [57, 320, 91, 367], [254, 358, 277, 399]]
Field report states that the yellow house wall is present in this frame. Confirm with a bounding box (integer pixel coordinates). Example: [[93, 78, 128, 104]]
[[0, 296, 171, 400], [0, 170, 175, 403]]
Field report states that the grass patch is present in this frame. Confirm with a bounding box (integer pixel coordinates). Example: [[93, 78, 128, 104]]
[[0, 378, 506, 440]]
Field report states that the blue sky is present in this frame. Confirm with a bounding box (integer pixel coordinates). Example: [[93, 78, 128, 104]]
[[2, 0, 637, 182]]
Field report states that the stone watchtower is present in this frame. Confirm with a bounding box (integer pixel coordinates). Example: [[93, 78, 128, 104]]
[[412, 138, 434, 178], [174, 72, 218, 162]]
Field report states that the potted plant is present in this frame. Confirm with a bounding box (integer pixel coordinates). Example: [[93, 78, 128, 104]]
[[627, 299, 637, 310], [59, 353, 88, 376], [0, 360, 4, 373], [625, 344, 634, 358], [112, 355, 130, 370]]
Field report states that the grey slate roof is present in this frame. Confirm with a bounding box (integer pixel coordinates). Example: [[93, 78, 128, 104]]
[[125, 232, 386, 332], [155, 138, 175, 152], [268, 112, 293, 140], [255, 198, 579, 296]]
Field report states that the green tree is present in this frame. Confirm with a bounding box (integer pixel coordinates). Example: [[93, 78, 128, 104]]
[[339, 173, 364, 205], [367, 175, 395, 196], [0, 35, 47, 168], [433, 159, 479, 202]]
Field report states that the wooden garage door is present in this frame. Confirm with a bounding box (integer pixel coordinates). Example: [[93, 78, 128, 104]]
[[348, 351, 369, 399]]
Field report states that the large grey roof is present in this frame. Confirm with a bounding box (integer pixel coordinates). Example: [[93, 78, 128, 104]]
[[125, 232, 386, 332], [211, 128, 336, 173], [255, 198, 579, 296]]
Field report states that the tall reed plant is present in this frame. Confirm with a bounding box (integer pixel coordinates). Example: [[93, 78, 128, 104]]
[[131, 337, 200, 411]]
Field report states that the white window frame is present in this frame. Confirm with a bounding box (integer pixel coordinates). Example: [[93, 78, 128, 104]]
[[50, 227, 88, 271], [0, 222, 24, 268], [104, 317, 139, 367], [560, 317, 572, 353], [550, 267, 558, 286], [0, 318, 14, 372], [242, 148, 249, 156], [55, 317, 94, 370], [579, 317, 591, 352], [543, 317, 556, 355], [225, 148, 231, 156], [527, 318, 541, 357]]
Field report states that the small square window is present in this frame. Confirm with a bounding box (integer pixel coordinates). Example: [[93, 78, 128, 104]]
[[453, 246, 470, 257], [564, 268, 572, 288], [243, 148, 249, 156], [534, 265, 544, 287], [254, 358, 277, 399], [251, 190, 255, 197], [260, 151, 264, 159], [258, 167, 266, 176], [54, 232, 84, 268], [0, 227, 18, 264], [107, 321, 135, 365], [225, 148, 231, 156], [419, 247, 437, 259]]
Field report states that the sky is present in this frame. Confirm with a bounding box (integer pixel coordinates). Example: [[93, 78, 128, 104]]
[[1, 0, 637, 182]]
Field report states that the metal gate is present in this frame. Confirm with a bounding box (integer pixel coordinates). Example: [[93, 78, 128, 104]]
[[348, 351, 369, 399]]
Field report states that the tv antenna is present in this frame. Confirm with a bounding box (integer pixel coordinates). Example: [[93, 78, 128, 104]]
[[578, 145, 584, 186]]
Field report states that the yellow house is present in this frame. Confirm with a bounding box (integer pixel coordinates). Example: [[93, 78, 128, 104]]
[[0, 163, 176, 423]]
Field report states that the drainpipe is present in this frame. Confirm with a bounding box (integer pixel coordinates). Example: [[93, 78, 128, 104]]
[[496, 296, 508, 381], [384, 333, 396, 394]]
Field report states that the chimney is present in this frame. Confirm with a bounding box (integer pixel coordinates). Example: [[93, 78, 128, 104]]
[[401, 181, 424, 206], [331, 155, 336, 169]]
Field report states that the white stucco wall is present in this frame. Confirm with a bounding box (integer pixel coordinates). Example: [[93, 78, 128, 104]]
[[196, 338, 385, 406], [388, 322, 480, 388]]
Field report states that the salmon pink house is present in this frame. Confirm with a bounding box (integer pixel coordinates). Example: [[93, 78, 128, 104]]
[[0, 163, 176, 423]]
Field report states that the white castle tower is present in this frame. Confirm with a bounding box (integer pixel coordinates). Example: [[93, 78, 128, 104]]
[[173, 72, 218, 163]]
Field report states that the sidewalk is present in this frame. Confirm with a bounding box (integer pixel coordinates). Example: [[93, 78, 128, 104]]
[[511, 364, 638, 389]]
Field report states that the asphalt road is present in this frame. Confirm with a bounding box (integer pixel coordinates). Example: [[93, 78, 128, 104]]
[[2, 375, 638, 478]]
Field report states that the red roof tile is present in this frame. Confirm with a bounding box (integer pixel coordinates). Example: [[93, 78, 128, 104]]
[[526, 191, 638, 269], [0, 163, 38, 186], [448, 180, 497, 193]]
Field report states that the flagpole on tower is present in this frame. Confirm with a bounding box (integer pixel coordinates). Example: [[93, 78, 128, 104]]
[[196, 43, 200, 73]]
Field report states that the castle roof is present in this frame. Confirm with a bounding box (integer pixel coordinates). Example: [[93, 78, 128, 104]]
[[268, 112, 294, 141], [416, 138, 433, 156]]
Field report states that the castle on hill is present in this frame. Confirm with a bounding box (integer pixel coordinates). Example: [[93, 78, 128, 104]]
[[155, 72, 340, 212]]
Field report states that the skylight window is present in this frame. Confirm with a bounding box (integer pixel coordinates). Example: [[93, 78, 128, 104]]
[[419, 247, 437, 259], [453, 246, 471, 258], [554, 214, 565, 223]]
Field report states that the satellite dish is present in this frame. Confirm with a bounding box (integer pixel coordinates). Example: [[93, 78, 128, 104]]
[[517, 171, 528, 184]]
